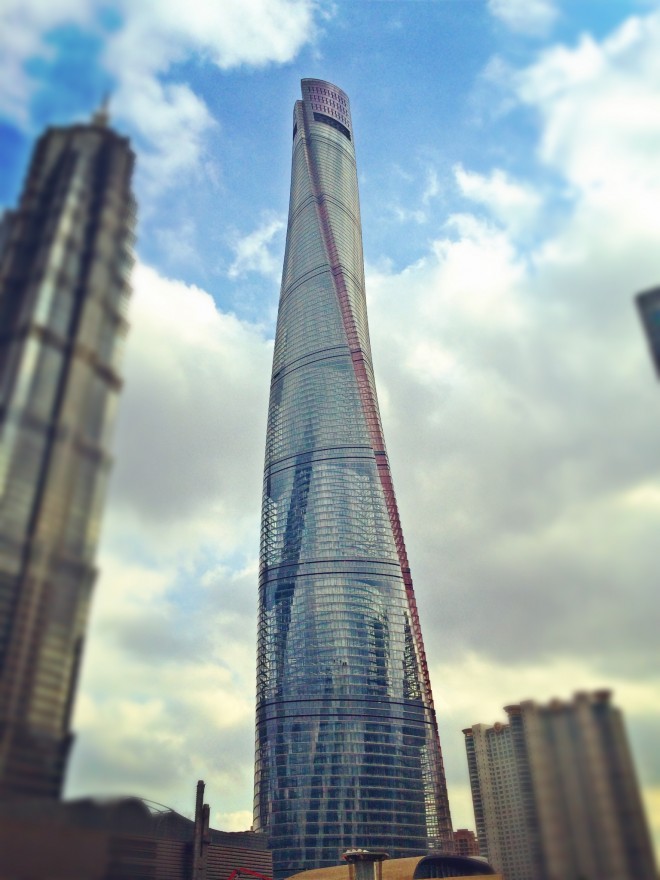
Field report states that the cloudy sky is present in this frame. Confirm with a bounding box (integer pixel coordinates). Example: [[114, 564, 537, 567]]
[[1, 0, 660, 859]]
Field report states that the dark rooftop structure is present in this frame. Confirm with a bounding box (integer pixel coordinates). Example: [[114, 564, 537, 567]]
[[287, 853, 497, 880], [0, 780, 272, 880]]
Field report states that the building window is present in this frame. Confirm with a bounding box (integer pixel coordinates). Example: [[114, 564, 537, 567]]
[[312, 112, 351, 141]]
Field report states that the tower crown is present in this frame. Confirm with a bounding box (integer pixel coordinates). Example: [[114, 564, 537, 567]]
[[91, 93, 110, 127]]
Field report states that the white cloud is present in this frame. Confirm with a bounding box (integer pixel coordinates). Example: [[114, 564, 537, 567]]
[[390, 164, 443, 225], [107, 262, 272, 546], [422, 168, 441, 206], [367, 174, 660, 677], [432, 653, 660, 728], [392, 205, 427, 225], [644, 788, 660, 862], [156, 218, 199, 267], [215, 810, 255, 832], [425, 212, 526, 327], [107, 0, 316, 73], [517, 11, 660, 208], [488, 0, 558, 37], [105, 0, 317, 186], [0, 0, 92, 120], [228, 215, 286, 280], [454, 164, 541, 234], [113, 77, 217, 187], [0, 0, 319, 186], [67, 263, 272, 812], [68, 541, 259, 807]]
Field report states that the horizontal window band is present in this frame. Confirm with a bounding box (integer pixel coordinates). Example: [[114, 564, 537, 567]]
[[265, 453, 378, 480], [259, 567, 403, 586], [265, 443, 375, 470], [257, 695, 430, 711], [271, 344, 348, 377], [260, 556, 401, 569], [269, 352, 352, 387], [256, 711, 433, 727], [281, 262, 365, 300]]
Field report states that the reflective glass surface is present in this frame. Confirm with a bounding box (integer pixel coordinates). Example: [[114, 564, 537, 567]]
[[0, 121, 134, 797], [254, 81, 453, 879]]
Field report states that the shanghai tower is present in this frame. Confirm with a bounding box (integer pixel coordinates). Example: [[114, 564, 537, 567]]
[[0, 108, 135, 799], [254, 80, 453, 878]]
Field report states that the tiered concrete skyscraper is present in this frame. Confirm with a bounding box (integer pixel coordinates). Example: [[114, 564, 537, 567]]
[[464, 691, 657, 880], [254, 79, 453, 879], [0, 108, 135, 798]]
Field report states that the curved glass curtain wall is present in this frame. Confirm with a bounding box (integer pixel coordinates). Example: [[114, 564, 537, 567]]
[[254, 80, 453, 879]]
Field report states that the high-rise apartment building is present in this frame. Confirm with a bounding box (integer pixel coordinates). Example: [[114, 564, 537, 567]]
[[0, 108, 135, 799], [464, 691, 657, 880], [253, 79, 453, 879], [453, 829, 480, 859]]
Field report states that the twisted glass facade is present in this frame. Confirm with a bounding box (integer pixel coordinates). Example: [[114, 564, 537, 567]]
[[254, 80, 453, 879], [0, 115, 135, 798]]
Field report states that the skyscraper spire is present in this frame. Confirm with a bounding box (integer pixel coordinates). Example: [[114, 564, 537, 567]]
[[254, 79, 453, 880], [91, 92, 110, 127]]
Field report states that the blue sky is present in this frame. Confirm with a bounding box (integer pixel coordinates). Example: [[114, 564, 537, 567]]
[[2, 0, 660, 860]]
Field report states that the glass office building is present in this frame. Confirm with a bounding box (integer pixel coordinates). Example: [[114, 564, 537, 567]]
[[0, 109, 135, 798], [254, 80, 453, 879]]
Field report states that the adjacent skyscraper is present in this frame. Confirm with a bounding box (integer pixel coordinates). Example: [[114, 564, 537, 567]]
[[464, 691, 657, 880], [0, 108, 135, 798], [636, 286, 660, 378], [254, 79, 453, 878]]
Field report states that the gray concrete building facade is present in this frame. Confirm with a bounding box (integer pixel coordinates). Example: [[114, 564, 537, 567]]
[[464, 691, 656, 880]]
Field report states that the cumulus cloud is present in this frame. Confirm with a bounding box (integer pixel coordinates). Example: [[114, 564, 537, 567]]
[[113, 77, 217, 187], [422, 168, 441, 206], [364, 8, 660, 686], [488, 0, 558, 37], [228, 215, 286, 280], [105, 0, 317, 186], [392, 205, 427, 225], [110, 263, 271, 534], [68, 265, 271, 814], [516, 12, 660, 228], [369, 191, 660, 675], [106, 0, 316, 74], [454, 164, 541, 234], [0, 0, 319, 186], [0, 0, 92, 120], [391, 166, 444, 225]]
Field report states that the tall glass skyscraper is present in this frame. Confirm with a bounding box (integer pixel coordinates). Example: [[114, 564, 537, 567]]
[[0, 109, 135, 799], [254, 79, 453, 879]]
